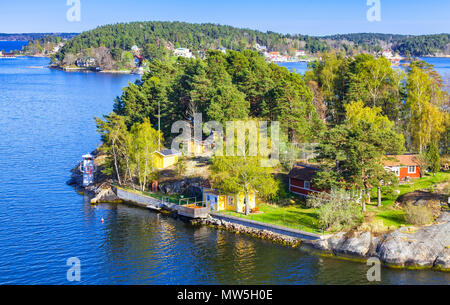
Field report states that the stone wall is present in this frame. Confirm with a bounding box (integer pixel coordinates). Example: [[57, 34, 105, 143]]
[[115, 187, 162, 210], [209, 213, 321, 241]]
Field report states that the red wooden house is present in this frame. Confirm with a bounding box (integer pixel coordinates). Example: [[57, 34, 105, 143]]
[[384, 155, 421, 180], [288, 164, 323, 196]]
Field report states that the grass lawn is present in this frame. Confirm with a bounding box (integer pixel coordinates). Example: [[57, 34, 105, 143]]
[[367, 172, 450, 228], [220, 172, 449, 233], [219, 204, 323, 234]]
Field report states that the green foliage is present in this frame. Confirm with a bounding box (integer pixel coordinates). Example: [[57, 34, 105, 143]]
[[211, 155, 278, 215], [406, 62, 447, 152], [113, 50, 322, 144], [403, 203, 434, 225], [56, 21, 329, 66], [129, 118, 162, 191], [95, 113, 130, 184], [313, 102, 405, 210], [175, 157, 187, 177], [322, 33, 450, 56], [425, 142, 441, 174], [307, 189, 364, 231], [96, 114, 161, 191]]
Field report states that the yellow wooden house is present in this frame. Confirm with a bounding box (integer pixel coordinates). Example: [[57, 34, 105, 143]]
[[153, 149, 181, 170], [201, 182, 256, 214], [184, 131, 219, 156]]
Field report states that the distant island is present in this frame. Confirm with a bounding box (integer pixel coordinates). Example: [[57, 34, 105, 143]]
[[2, 22, 449, 72]]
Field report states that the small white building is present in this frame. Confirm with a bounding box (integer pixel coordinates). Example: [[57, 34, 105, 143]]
[[296, 50, 306, 57], [218, 47, 227, 54], [174, 48, 194, 58], [254, 43, 267, 52], [382, 49, 394, 58]]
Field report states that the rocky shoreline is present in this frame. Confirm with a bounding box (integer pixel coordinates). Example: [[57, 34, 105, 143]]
[[303, 213, 450, 271], [68, 153, 450, 272]]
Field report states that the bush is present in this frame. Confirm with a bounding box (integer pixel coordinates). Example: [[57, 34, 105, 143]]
[[308, 189, 364, 231], [404, 203, 434, 225]]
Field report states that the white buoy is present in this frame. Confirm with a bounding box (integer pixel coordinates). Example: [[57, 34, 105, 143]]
[[79, 154, 96, 187]]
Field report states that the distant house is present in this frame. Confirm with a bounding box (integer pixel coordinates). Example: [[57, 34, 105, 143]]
[[183, 132, 218, 156], [174, 48, 194, 58], [134, 54, 144, 66], [0, 52, 16, 58], [76, 57, 96, 67], [295, 50, 306, 57], [201, 180, 256, 213], [254, 43, 267, 52], [153, 149, 181, 170], [288, 164, 323, 196], [217, 47, 227, 54], [384, 155, 421, 180]]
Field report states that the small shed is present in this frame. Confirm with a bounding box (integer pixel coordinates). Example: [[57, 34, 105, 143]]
[[153, 149, 181, 170]]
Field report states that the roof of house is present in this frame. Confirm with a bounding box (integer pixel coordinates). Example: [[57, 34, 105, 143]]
[[384, 155, 420, 167], [288, 164, 320, 181], [200, 179, 212, 188], [156, 149, 181, 157]]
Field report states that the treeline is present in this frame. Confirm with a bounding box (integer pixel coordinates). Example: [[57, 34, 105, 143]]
[[21, 35, 65, 56], [54, 22, 450, 70], [394, 34, 450, 56], [113, 50, 324, 144], [305, 52, 449, 152], [55, 21, 329, 65], [322, 33, 450, 56]]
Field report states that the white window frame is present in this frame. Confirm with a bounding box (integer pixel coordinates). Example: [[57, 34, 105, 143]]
[[408, 166, 416, 174], [392, 167, 400, 177], [304, 181, 311, 190]]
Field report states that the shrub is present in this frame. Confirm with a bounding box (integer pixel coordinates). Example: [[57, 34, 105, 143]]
[[404, 203, 434, 225], [307, 189, 364, 231]]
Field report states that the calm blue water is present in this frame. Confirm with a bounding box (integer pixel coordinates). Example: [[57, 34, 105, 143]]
[[0, 45, 449, 284], [0, 41, 28, 53]]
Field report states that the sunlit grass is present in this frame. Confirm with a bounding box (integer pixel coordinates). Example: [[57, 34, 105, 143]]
[[367, 172, 450, 228], [219, 204, 323, 234]]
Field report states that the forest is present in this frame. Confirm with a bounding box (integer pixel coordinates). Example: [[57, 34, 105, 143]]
[[52, 22, 450, 69]]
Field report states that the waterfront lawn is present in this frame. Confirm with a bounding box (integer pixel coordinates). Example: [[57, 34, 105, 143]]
[[367, 172, 450, 228], [220, 172, 449, 233], [219, 204, 323, 234]]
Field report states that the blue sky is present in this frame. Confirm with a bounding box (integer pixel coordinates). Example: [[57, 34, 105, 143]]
[[0, 0, 449, 35]]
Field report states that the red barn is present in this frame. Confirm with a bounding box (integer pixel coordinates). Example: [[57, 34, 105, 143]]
[[384, 155, 421, 181], [288, 164, 323, 196]]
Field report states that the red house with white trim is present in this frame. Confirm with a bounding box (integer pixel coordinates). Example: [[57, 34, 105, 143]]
[[288, 164, 323, 196], [384, 155, 421, 181]]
